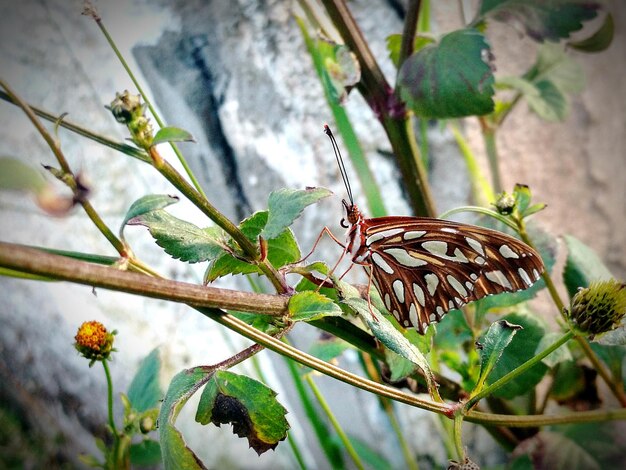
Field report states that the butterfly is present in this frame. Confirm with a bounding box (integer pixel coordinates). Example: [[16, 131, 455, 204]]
[[324, 125, 545, 334]]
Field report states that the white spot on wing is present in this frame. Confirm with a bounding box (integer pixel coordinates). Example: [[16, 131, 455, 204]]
[[413, 283, 426, 307], [475, 256, 486, 265], [404, 230, 426, 240], [409, 303, 419, 328], [485, 270, 513, 290], [422, 240, 448, 256], [429, 313, 436, 322], [392, 279, 405, 303], [447, 275, 468, 297], [441, 227, 458, 233], [499, 244, 519, 259], [425, 273, 439, 295], [384, 248, 428, 267], [372, 253, 394, 274], [466, 237, 485, 256], [436, 306, 445, 319], [384, 293, 392, 310], [518, 267, 533, 286], [533, 269, 541, 281], [366, 228, 403, 245]]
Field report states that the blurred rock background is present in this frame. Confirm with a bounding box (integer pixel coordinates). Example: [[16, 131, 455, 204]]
[[0, 0, 624, 468]]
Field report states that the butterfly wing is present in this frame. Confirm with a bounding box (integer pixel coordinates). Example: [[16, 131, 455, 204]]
[[361, 216, 544, 334]]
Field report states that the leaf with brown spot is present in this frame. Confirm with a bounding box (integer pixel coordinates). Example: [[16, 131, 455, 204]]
[[195, 371, 289, 455]]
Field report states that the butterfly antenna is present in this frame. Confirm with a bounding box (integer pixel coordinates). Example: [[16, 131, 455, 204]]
[[324, 124, 354, 207]]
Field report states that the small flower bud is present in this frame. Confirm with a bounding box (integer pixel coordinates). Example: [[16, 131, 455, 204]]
[[74, 321, 116, 366], [140, 416, 155, 434], [494, 191, 516, 215], [568, 279, 626, 336], [448, 456, 480, 470], [107, 90, 145, 124]]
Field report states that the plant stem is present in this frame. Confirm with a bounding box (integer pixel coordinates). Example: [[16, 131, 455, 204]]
[[0, 242, 288, 315], [102, 359, 119, 440], [307, 375, 365, 470], [465, 407, 626, 427], [466, 330, 574, 410], [91, 15, 206, 197], [453, 414, 464, 462], [480, 120, 503, 194], [398, 0, 422, 69]]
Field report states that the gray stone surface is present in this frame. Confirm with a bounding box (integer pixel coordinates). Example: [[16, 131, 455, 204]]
[[0, 0, 624, 468]]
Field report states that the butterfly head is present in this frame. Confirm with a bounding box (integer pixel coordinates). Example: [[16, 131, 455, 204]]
[[341, 199, 362, 228]]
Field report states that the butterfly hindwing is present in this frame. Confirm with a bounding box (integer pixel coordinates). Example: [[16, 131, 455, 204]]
[[361, 216, 544, 333]]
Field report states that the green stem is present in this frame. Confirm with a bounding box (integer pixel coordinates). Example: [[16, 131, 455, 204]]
[[466, 407, 626, 427], [306, 375, 364, 470], [481, 124, 503, 194], [452, 414, 464, 462], [466, 330, 575, 410], [91, 16, 206, 197], [102, 360, 119, 440]]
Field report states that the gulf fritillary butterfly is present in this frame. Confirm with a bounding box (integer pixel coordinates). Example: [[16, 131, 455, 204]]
[[324, 125, 545, 334]]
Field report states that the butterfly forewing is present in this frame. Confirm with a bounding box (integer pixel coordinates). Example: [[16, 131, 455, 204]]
[[360, 216, 544, 334]]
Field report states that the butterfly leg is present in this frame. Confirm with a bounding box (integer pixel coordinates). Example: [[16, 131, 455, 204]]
[[297, 226, 345, 264]]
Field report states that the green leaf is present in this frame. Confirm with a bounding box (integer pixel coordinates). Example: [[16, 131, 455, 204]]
[[261, 187, 332, 240], [530, 43, 585, 94], [498, 76, 567, 121], [195, 370, 289, 455], [569, 13, 614, 52], [0, 157, 46, 192], [513, 183, 532, 215], [386, 33, 435, 68], [308, 336, 351, 363], [159, 367, 211, 470], [127, 348, 162, 412], [130, 440, 162, 467], [128, 210, 226, 263], [476, 320, 523, 389], [563, 235, 613, 298], [550, 360, 585, 401], [317, 40, 361, 104], [205, 211, 300, 282], [398, 28, 495, 118], [288, 291, 343, 322], [535, 332, 572, 367], [486, 312, 548, 399], [478, 0, 600, 42], [120, 194, 179, 239], [341, 297, 438, 395], [152, 127, 196, 146]]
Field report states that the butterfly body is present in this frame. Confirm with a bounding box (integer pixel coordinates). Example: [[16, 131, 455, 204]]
[[342, 201, 544, 334]]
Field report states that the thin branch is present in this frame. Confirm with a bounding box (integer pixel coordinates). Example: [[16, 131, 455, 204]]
[[398, 0, 421, 69], [0, 242, 288, 315]]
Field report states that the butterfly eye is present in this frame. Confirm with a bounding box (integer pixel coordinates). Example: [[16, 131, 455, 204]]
[[340, 218, 349, 228]]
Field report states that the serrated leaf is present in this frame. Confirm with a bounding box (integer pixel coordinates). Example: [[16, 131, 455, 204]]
[[128, 210, 226, 263], [563, 235, 613, 298], [159, 367, 211, 470], [288, 291, 342, 322], [120, 194, 179, 239], [386, 33, 435, 68], [398, 28, 495, 118], [486, 312, 548, 399], [152, 126, 196, 146], [205, 211, 300, 282], [127, 348, 162, 412], [0, 157, 46, 192], [478, 0, 600, 42], [535, 332, 573, 367], [195, 370, 289, 455], [130, 440, 162, 467], [262, 188, 332, 240], [498, 76, 567, 121], [342, 297, 438, 396], [476, 320, 523, 389], [569, 13, 614, 52]]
